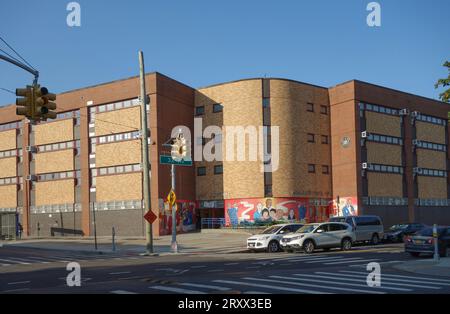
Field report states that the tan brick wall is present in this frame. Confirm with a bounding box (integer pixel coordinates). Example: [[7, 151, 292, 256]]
[[368, 173, 403, 197], [0, 130, 17, 151], [35, 150, 74, 174], [0, 185, 17, 208], [35, 180, 75, 206], [416, 121, 446, 144], [0, 157, 17, 178], [197, 80, 264, 200], [269, 80, 331, 198], [95, 106, 141, 136], [35, 119, 74, 145], [418, 177, 447, 199], [195, 162, 224, 200], [366, 142, 402, 165], [366, 111, 401, 137], [96, 173, 142, 202], [416, 149, 447, 170], [96, 140, 141, 168]]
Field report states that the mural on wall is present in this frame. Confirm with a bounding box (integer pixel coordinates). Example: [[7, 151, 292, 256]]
[[159, 199, 198, 236], [225, 198, 331, 227], [330, 197, 358, 217]]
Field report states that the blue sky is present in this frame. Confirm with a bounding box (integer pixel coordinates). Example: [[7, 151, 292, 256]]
[[0, 0, 449, 106]]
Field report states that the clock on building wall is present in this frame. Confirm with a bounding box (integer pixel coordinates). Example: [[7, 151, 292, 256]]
[[341, 136, 351, 148]]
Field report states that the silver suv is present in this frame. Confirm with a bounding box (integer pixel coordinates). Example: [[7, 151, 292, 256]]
[[280, 222, 356, 254]]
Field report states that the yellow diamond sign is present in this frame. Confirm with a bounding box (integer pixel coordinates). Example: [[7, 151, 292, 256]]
[[167, 189, 176, 206]]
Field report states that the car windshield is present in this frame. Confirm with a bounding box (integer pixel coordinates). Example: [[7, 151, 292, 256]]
[[296, 224, 318, 234], [390, 224, 409, 231], [260, 226, 282, 234]]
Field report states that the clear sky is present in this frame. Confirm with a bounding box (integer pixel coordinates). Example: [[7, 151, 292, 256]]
[[0, 0, 449, 106]]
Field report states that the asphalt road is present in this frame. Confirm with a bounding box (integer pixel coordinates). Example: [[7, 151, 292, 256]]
[[1, 243, 450, 294]]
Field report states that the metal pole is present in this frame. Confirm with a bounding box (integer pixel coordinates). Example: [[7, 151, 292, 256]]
[[433, 224, 439, 261], [139, 51, 153, 254], [171, 164, 178, 253], [112, 226, 116, 252], [92, 204, 98, 251]]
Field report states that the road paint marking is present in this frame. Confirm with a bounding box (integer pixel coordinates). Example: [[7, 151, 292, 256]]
[[190, 265, 207, 268], [301, 256, 349, 263], [109, 271, 132, 275], [207, 269, 224, 272], [7, 281, 31, 285], [179, 283, 231, 291], [213, 279, 331, 294], [243, 277, 385, 294], [224, 263, 239, 266], [349, 261, 403, 268], [243, 291, 271, 294], [283, 275, 410, 292], [339, 270, 450, 284], [2, 288, 30, 293], [23, 257, 52, 264], [111, 290, 138, 294], [0, 258, 31, 265], [316, 272, 441, 290], [323, 258, 379, 265], [149, 286, 206, 294]]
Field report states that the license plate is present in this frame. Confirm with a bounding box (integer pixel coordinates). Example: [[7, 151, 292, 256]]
[[414, 240, 424, 245]]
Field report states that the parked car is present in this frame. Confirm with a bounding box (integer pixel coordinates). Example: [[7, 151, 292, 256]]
[[329, 215, 384, 244], [280, 222, 355, 254], [405, 226, 450, 257], [384, 223, 427, 243], [246, 223, 304, 253]]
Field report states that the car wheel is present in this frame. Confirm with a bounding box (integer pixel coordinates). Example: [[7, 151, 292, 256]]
[[371, 234, 380, 245], [267, 240, 280, 253], [303, 240, 315, 254], [341, 238, 352, 251], [409, 252, 420, 257]]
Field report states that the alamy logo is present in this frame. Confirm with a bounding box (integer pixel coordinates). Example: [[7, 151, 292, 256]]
[[366, 2, 381, 27], [366, 262, 381, 287], [67, 2, 81, 27], [66, 262, 81, 287]]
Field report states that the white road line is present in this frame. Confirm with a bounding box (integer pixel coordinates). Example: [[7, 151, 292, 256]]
[[349, 261, 403, 268], [301, 257, 349, 263], [269, 255, 333, 262], [190, 265, 207, 268], [179, 283, 231, 291], [149, 286, 206, 294], [337, 271, 450, 286], [110, 290, 138, 294], [315, 272, 441, 290], [284, 275, 410, 292], [213, 279, 332, 294], [324, 258, 379, 265], [340, 271, 450, 284], [0, 258, 31, 265], [243, 291, 271, 294], [7, 281, 31, 285], [2, 288, 30, 293], [23, 257, 51, 264], [109, 271, 132, 275], [243, 277, 385, 294]]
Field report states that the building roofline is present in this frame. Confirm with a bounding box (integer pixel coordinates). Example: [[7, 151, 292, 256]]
[[330, 79, 449, 106], [197, 77, 328, 90]]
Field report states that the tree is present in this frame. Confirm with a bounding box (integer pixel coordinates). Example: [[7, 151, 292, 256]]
[[435, 61, 450, 103]]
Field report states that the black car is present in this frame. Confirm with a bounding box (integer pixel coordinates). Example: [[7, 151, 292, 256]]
[[384, 223, 427, 243], [405, 226, 450, 257]]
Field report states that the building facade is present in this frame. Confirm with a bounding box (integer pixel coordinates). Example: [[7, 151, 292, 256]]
[[0, 73, 449, 238]]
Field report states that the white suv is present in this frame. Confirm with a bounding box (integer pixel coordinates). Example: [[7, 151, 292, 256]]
[[280, 222, 355, 254], [247, 224, 304, 253]]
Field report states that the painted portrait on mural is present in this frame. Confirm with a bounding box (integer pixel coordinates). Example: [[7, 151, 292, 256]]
[[331, 197, 358, 217], [159, 200, 197, 235]]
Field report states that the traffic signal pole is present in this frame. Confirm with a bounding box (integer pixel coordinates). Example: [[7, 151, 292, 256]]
[[0, 54, 39, 85], [139, 51, 153, 254], [171, 164, 178, 253]]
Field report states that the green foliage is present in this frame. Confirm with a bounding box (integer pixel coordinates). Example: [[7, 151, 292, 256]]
[[435, 61, 450, 103]]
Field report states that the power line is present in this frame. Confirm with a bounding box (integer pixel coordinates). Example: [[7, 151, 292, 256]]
[[0, 87, 15, 95], [0, 35, 36, 71], [0, 48, 24, 65]]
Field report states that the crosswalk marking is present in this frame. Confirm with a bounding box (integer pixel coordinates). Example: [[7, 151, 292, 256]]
[[213, 279, 332, 294], [179, 283, 231, 291], [110, 290, 138, 294], [0, 258, 31, 265], [243, 277, 385, 294], [323, 258, 380, 265], [339, 270, 450, 284], [315, 272, 441, 290], [149, 286, 206, 294]]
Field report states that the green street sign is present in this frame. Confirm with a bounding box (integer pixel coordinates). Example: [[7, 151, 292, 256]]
[[159, 155, 193, 166]]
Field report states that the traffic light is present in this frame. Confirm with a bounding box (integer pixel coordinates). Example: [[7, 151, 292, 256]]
[[34, 86, 57, 121], [15, 85, 33, 118], [171, 133, 188, 161]]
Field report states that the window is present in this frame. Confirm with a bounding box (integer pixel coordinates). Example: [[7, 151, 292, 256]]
[[214, 165, 223, 175], [307, 134, 315, 143], [264, 184, 273, 197], [197, 167, 206, 176], [195, 106, 205, 116], [308, 164, 316, 173], [320, 105, 328, 115], [307, 103, 314, 112], [321, 135, 329, 144], [322, 165, 329, 174], [213, 104, 223, 113]]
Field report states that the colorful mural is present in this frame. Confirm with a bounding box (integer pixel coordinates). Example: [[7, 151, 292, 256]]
[[159, 199, 198, 235], [224, 198, 331, 227], [330, 197, 358, 217]]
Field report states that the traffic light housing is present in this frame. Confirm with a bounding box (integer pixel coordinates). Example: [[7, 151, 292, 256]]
[[171, 134, 188, 162], [34, 86, 57, 121], [15, 85, 34, 118]]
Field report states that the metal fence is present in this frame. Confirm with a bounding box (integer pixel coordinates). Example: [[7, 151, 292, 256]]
[[0, 213, 16, 240], [201, 218, 225, 229]]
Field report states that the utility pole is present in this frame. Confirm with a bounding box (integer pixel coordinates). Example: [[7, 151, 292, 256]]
[[139, 51, 153, 254], [171, 164, 178, 253]]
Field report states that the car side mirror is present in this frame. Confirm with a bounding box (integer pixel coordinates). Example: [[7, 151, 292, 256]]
[[316, 229, 323, 233]]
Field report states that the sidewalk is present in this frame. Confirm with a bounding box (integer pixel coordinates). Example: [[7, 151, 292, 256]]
[[393, 257, 450, 278], [0, 232, 250, 256]]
